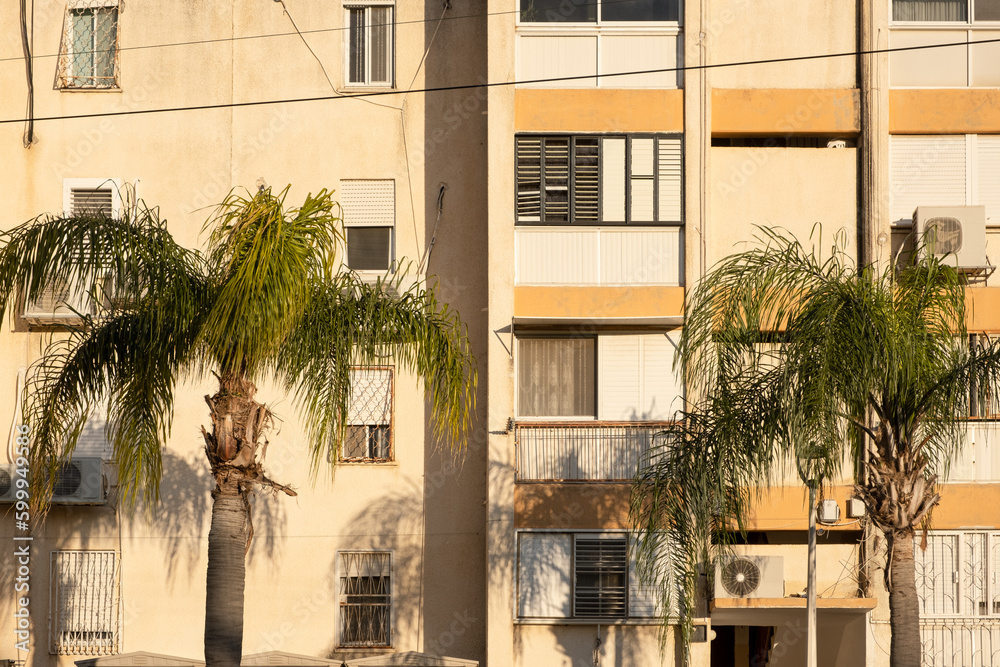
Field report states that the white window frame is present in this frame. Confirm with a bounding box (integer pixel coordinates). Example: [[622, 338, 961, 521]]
[[59, 0, 120, 90], [337, 550, 393, 647], [343, 3, 395, 88], [515, 530, 667, 623], [515, 134, 684, 225], [49, 550, 120, 655], [341, 366, 394, 463]]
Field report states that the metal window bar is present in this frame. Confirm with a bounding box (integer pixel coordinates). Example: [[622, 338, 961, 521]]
[[514, 421, 674, 481], [917, 531, 1000, 618], [50, 550, 119, 655], [58, 3, 119, 89], [342, 368, 393, 462], [339, 551, 391, 647], [920, 619, 1000, 667], [574, 538, 627, 618]]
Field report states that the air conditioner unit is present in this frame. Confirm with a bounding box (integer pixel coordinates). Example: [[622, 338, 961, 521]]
[[0, 464, 19, 502], [51, 458, 105, 504], [913, 206, 987, 271], [715, 555, 784, 599], [23, 277, 92, 326]]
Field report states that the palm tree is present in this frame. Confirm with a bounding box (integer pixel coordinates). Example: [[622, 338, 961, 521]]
[[630, 228, 1000, 667], [0, 186, 475, 667]]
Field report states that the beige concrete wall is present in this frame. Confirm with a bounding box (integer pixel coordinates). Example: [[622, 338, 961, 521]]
[[707, 0, 856, 89], [514, 624, 675, 667], [709, 146, 859, 265], [0, 0, 488, 665]]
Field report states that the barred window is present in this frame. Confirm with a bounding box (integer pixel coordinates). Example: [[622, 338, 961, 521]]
[[58, 1, 120, 89], [50, 550, 119, 655], [339, 179, 395, 273], [574, 537, 628, 618], [339, 551, 392, 647], [342, 367, 393, 462]]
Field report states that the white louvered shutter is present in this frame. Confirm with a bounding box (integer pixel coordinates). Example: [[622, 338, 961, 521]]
[[889, 135, 967, 225], [630, 138, 655, 222], [518, 533, 572, 618], [601, 138, 627, 222], [573, 138, 600, 222], [516, 137, 542, 222], [657, 137, 683, 222], [339, 180, 395, 227], [75, 405, 112, 458], [976, 135, 1000, 225]]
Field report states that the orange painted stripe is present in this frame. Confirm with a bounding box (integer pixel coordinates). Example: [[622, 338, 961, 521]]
[[712, 89, 860, 136], [514, 285, 685, 320], [890, 89, 1000, 134], [514, 89, 684, 133]]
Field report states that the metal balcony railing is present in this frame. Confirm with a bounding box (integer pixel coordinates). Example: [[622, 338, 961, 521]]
[[514, 421, 674, 481]]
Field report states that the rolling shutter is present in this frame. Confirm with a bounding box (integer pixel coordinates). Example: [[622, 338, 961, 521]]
[[976, 135, 1000, 224], [518, 533, 572, 618], [889, 135, 967, 225], [598, 333, 682, 421], [339, 179, 395, 227]]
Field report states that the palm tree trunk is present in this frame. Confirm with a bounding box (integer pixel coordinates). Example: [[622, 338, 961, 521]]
[[204, 487, 247, 667], [888, 531, 922, 667]]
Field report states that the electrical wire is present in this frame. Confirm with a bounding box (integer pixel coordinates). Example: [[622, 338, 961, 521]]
[[3, 36, 998, 127]]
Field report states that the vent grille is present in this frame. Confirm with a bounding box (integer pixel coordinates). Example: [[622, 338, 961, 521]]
[[925, 217, 963, 255], [70, 188, 114, 217], [721, 558, 761, 597], [574, 538, 627, 618]]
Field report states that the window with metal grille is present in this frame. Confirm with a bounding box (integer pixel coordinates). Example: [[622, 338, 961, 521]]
[[58, 1, 119, 89], [342, 367, 393, 462], [515, 135, 683, 225], [574, 537, 628, 618], [339, 551, 391, 646], [340, 179, 395, 273], [345, 4, 394, 86], [916, 531, 1000, 617], [50, 550, 119, 655]]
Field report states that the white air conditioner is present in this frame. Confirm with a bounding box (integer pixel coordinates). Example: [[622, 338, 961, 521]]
[[0, 464, 20, 502], [913, 206, 987, 270], [715, 555, 784, 599], [51, 458, 105, 504], [23, 277, 92, 326]]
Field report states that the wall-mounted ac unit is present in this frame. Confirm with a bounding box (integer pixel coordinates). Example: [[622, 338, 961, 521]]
[[913, 206, 987, 270], [715, 555, 784, 599], [50, 458, 105, 504], [23, 277, 92, 327], [0, 464, 19, 502]]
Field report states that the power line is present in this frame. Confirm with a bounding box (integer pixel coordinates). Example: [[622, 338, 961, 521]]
[[2, 36, 998, 126]]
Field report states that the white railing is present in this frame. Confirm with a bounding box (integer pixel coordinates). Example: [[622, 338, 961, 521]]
[[514, 421, 673, 481], [515, 227, 683, 286], [948, 421, 1000, 482], [921, 620, 1000, 667], [516, 26, 682, 88]]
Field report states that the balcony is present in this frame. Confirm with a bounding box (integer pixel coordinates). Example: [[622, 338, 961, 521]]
[[514, 421, 672, 482], [948, 420, 1000, 482]]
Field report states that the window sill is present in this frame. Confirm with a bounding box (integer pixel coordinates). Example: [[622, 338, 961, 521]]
[[58, 86, 122, 93], [337, 460, 398, 467], [340, 86, 398, 94]]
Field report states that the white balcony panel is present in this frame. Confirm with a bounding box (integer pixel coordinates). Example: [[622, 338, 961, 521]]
[[971, 31, 1000, 87], [516, 229, 600, 284], [947, 422, 1000, 482], [599, 228, 682, 285], [890, 30, 968, 87], [600, 34, 678, 88], [518, 35, 598, 87]]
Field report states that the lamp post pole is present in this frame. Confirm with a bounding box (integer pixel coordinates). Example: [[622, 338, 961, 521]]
[[807, 478, 818, 667]]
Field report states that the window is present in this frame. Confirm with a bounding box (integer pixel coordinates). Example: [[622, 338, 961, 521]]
[[516, 532, 663, 620], [516, 334, 682, 420], [342, 367, 393, 462], [50, 551, 119, 654], [889, 135, 1000, 226], [340, 179, 395, 273], [58, 1, 119, 89], [516, 135, 683, 224], [339, 551, 391, 646], [893, 0, 1000, 22], [345, 4, 394, 87], [519, 0, 680, 23]]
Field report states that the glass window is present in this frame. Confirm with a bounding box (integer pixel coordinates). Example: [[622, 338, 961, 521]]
[[339, 551, 391, 646], [520, 0, 596, 23], [517, 338, 596, 417], [51, 551, 119, 654], [892, 0, 968, 21], [59, 4, 119, 89], [346, 4, 394, 86], [342, 367, 393, 462], [601, 0, 680, 21]]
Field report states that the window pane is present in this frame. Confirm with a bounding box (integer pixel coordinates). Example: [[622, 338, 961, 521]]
[[602, 0, 680, 21], [370, 6, 390, 83], [573, 138, 600, 222], [348, 8, 366, 84], [518, 338, 595, 417], [976, 0, 1000, 19], [893, 0, 968, 21], [71, 10, 95, 84], [575, 538, 627, 618], [347, 227, 391, 271], [94, 9, 117, 82], [520, 0, 596, 22]]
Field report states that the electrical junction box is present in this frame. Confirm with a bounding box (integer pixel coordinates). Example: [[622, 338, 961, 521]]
[[817, 499, 841, 524]]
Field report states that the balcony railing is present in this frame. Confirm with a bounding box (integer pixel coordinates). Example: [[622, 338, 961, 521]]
[[514, 421, 673, 481], [920, 619, 1000, 667], [949, 420, 1000, 482]]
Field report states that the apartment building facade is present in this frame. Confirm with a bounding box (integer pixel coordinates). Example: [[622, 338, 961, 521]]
[[486, 1, 1000, 666], [0, 1, 488, 666]]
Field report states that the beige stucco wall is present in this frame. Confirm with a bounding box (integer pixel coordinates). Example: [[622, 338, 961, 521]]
[[707, 0, 856, 89], [0, 0, 488, 665], [709, 146, 859, 265], [514, 624, 675, 667]]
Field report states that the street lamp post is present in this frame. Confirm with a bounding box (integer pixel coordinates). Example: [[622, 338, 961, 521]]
[[796, 450, 823, 667]]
